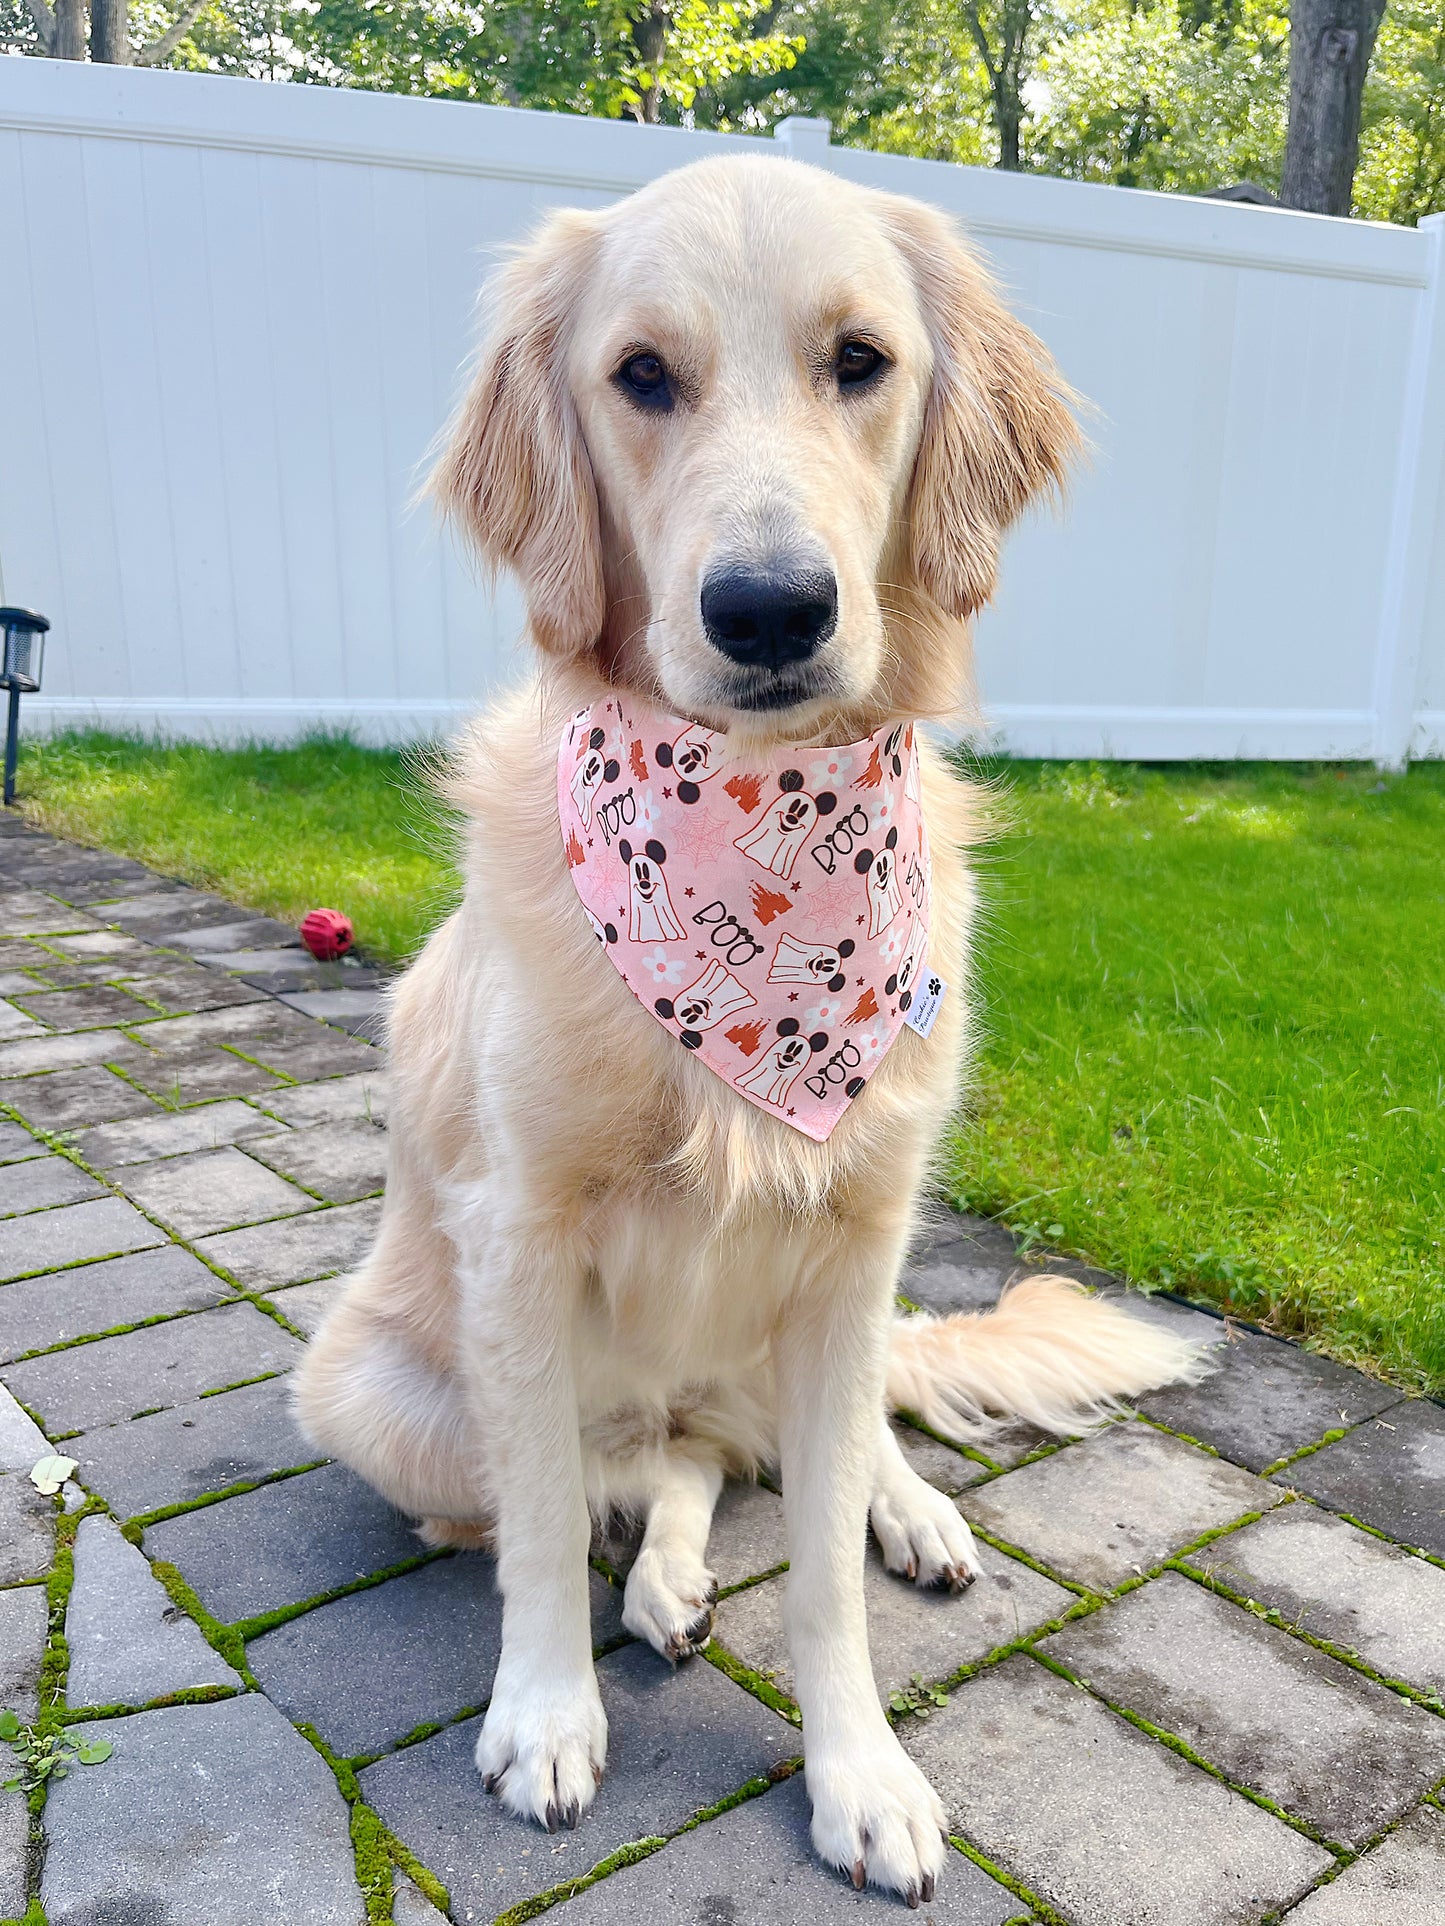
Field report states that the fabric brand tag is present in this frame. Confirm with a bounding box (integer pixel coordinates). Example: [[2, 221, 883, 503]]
[[902, 970, 946, 1039]]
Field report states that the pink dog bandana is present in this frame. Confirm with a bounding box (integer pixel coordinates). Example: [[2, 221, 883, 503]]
[[558, 695, 935, 1141]]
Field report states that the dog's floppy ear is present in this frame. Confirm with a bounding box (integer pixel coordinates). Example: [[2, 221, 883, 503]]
[[885, 197, 1081, 620], [430, 209, 604, 658]]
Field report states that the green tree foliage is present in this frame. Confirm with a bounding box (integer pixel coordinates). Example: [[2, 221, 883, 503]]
[[5, 0, 1443, 221]]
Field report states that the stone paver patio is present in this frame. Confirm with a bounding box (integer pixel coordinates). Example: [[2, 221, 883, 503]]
[[2, 812, 1444, 1925]]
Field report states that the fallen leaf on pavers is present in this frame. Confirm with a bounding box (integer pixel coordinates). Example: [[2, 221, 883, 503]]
[[30, 1455, 78, 1495]]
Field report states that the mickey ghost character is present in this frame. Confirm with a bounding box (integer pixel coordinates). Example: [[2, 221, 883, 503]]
[[854, 825, 903, 939], [584, 909, 619, 947], [654, 722, 722, 803], [734, 1019, 830, 1108], [570, 727, 620, 828], [734, 770, 837, 880], [656, 960, 756, 1049], [767, 933, 856, 994], [886, 919, 928, 1011], [618, 838, 685, 944]]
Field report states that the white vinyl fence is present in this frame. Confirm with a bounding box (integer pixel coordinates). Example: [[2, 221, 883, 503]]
[[3, 58, 1443, 762]]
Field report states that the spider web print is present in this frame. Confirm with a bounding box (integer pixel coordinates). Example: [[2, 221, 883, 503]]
[[558, 696, 931, 1142]]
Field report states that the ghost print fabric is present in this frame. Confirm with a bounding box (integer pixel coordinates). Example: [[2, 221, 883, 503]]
[[558, 696, 931, 1142]]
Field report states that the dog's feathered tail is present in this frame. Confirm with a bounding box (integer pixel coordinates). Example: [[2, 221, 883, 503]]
[[886, 1275, 1213, 1444]]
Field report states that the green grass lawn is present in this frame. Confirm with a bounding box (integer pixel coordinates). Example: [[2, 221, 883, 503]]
[[15, 734, 1445, 1393]]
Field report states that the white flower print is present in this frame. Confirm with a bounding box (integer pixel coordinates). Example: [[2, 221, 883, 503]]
[[638, 948, 689, 986]]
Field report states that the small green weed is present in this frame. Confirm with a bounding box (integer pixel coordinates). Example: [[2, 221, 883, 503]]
[[0, 1709, 111, 1792], [888, 1673, 950, 1720]]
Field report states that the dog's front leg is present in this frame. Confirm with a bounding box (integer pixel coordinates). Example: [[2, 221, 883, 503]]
[[778, 1231, 948, 1905], [458, 1199, 605, 1832]]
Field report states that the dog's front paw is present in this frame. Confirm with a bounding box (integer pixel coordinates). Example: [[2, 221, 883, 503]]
[[808, 1732, 949, 1906], [622, 1544, 718, 1661], [475, 1671, 607, 1833], [871, 1478, 981, 1592]]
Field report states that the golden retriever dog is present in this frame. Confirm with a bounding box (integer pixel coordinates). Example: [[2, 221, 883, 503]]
[[294, 154, 1203, 1906]]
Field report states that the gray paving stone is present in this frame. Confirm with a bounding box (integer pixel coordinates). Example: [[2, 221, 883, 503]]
[[0, 1117, 42, 1163], [117, 1144, 317, 1238], [0, 1583, 48, 1722], [1285, 1400, 1445, 1559], [118, 959, 271, 1015], [250, 1071, 388, 1128], [0, 970, 42, 995], [961, 1422, 1282, 1591], [171, 915, 303, 952], [195, 946, 333, 976], [1140, 1334, 1404, 1472], [0, 1242, 227, 1362], [13, 984, 159, 1033], [0, 1063, 158, 1132], [716, 1537, 1070, 1706], [3, 1302, 300, 1432], [362, 1639, 795, 1921], [76, 1374, 317, 1519], [0, 1781, 24, 1918], [275, 987, 385, 1039], [41, 1694, 365, 1925], [245, 1118, 387, 1204], [265, 1273, 347, 1337], [100, 889, 260, 937], [46, 929, 154, 958], [0, 1382, 48, 1470], [902, 1206, 1019, 1315], [65, 1514, 242, 1708], [0, 1027, 142, 1077], [0, 891, 100, 937], [563, 1771, 1022, 1923], [908, 1656, 1333, 1926], [1044, 1570, 1445, 1847], [248, 1552, 627, 1758], [124, 1040, 289, 1106], [392, 1873, 448, 1925], [0, 1154, 105, 1216], [0, 1193, 165, 1284], [1188, 1502, 1445, 1698], [1283, 1802, 1445, 1923], [198, 1197, 383, 1288], [0, 1471, 53, 1583], [893, 1419, 990, 1496], [144, 1462, 420, 1623], [135, 1003, 377, 1083], [0, 999, 45, 1042], [76, 1098, 289, 1168]]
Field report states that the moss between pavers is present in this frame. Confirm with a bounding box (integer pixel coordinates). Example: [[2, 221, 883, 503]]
[[950, 1832, 1070, 1926], [1170, 1555, 1445, 1719], [127, 1460, 330, 1532], [1026, 1646, 1350, 1857], [703, 1637, 801, 1725]]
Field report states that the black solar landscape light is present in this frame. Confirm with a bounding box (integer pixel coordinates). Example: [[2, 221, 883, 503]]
[[1, 607, 48, 807]]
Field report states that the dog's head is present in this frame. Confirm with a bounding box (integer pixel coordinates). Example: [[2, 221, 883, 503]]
[[433, 156, 1078, 734]]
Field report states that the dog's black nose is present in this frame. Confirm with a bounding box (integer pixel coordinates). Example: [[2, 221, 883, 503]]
[[701, 564, 838, 669]]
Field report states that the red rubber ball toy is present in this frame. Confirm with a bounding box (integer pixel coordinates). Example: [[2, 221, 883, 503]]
[[300, 908, 354, 961]]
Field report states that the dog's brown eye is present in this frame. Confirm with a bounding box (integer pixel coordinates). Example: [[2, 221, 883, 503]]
[[616, 352, 673, 411], [836, 340, 886, 388]]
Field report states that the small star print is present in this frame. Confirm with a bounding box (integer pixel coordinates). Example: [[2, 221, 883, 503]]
[[695, 950, 707, 960], [684, 886, 695, 897], [788, 992, 798, 1002], [586, 837, 594, 848], [857, 914, 866, 926], [791, 881, 802, 892], [786, 1107, 796, 1117], [856, 975, 865, 985], [662, 786, 672, 798]]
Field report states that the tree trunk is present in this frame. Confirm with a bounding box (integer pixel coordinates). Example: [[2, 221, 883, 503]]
[[995, 89, 1022, 170], [1280, 0, 1386, 215], [631, 4, 667, 124], [91, 0, 130, 61], [52, 0, 85, 57]]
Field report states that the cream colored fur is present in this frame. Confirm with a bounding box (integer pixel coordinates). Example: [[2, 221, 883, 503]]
[[294, 154, 1205, 1905]]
